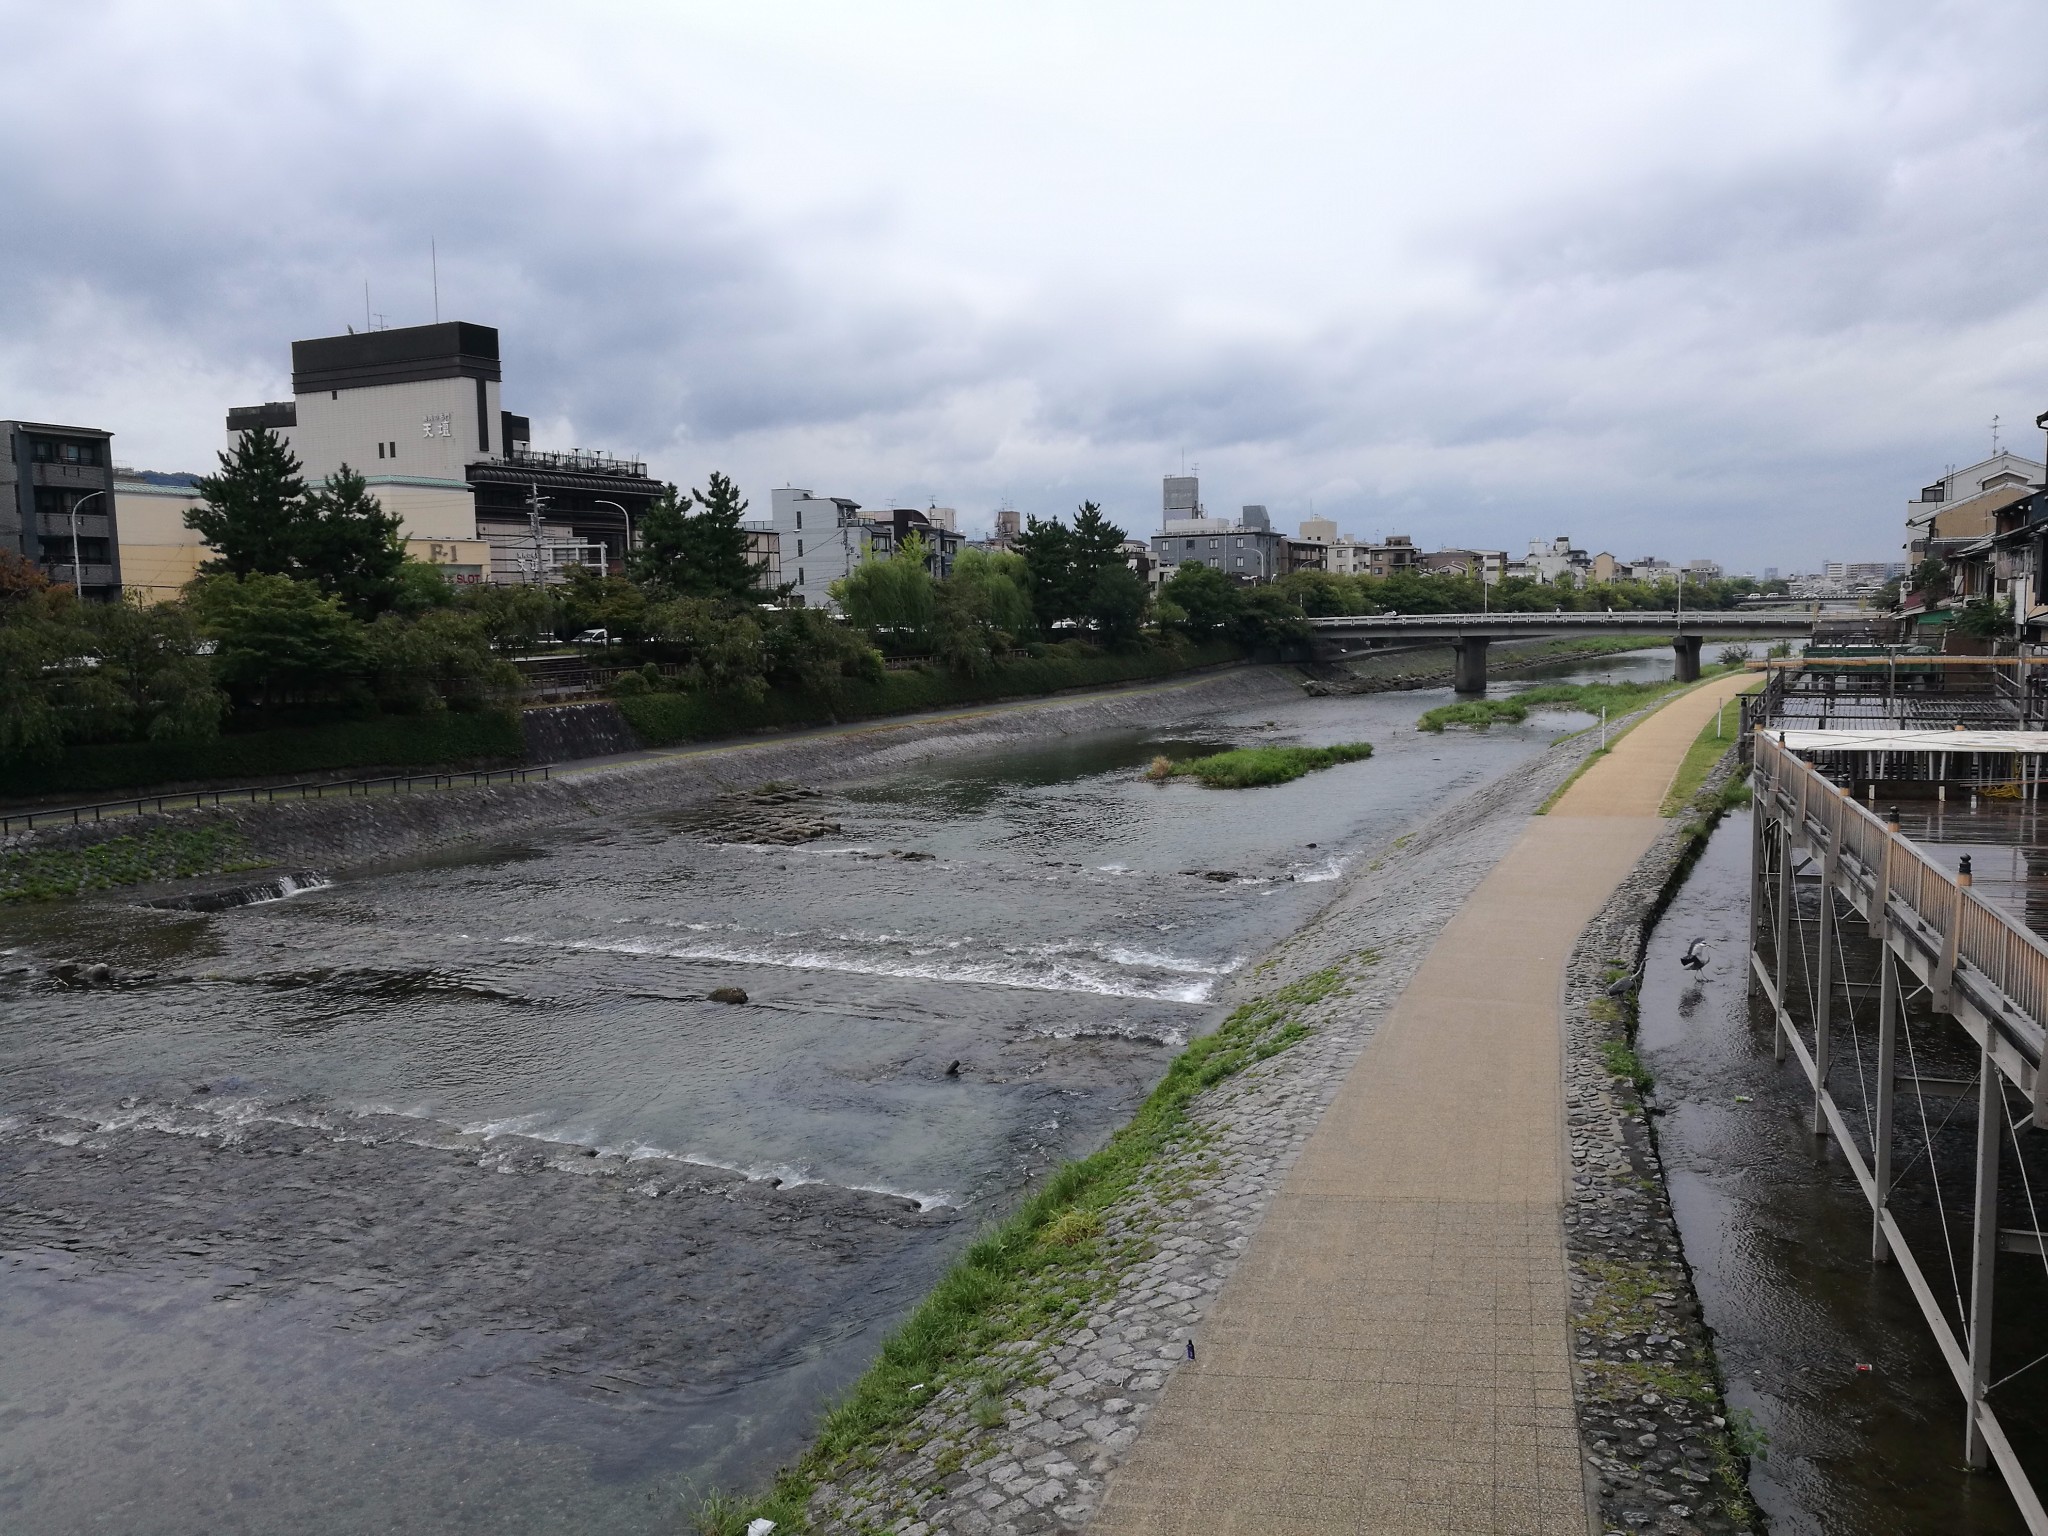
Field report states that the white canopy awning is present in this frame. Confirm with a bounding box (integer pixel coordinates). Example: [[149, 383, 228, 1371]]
[[1777, 729, 2048, 755]]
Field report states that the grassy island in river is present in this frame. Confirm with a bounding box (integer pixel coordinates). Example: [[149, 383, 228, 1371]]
[[1146, 742, 1374, 788]]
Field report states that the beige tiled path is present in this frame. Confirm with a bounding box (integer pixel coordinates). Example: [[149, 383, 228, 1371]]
[[1091, 672, 1754, 1536]]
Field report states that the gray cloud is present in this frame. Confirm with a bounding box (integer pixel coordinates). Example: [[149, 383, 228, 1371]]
[[1, 2, 2043, 566]]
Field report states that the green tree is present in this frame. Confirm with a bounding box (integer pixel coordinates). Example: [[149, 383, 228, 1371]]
[[948, 548, 1035, 635], [0, 587, 84, 764], [1083, 563, 1148, 647], [187, 424, 311, 577], [362, 608, 521, 714], [191, 573, 366, 708], [643, 597, 766, 697], [1953, 599, 2013, 640], [934, 547, 1036, 676], [1012, 514, 1080, 632], [1014, 502, 1131, 634], [80, 598, 226, 744], [558, 564, 649, 640], [631, 473, 759, 602], [1159, 562, 1242, 638], [459, 582, 553, 654], [1276, 570, 1368, 616], [1069, 502, 1128, 577], [1234, 587, 1309, 647], [300, 464, 408, 616], [630, 484, 691, 588], [392, 561, 457, 614], [833, 533, 938, 646], [762, 609, 883, 693]]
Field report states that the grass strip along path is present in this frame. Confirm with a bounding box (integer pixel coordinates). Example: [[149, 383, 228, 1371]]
[[1087, 670, 1754, 1536], [703, 970, 1347, 1534]]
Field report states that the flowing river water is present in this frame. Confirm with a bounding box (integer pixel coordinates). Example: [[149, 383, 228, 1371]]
[[1, 652, 1663, 1534]]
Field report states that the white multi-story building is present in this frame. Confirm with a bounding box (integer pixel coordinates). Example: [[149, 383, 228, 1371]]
[[1525, 535, 1591, 584], [769, 487, 869, 611], [226, 322, 665, 586]]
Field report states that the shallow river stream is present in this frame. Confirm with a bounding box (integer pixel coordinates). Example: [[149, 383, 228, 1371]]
[[1, 653, 1655, 1534]]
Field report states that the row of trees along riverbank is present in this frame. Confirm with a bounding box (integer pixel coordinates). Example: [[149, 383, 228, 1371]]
[[0, 428, 1780, 799]]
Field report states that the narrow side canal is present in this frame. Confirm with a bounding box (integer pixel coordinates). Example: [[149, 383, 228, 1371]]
[[1641, 808, 2048, 1534]]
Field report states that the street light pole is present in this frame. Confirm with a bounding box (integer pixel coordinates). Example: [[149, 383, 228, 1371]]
[[593, 498, 634, 574], [65, 489, 108, 595]]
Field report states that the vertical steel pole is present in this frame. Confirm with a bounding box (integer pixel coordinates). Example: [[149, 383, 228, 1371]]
[[1814, 838, 1837, 1136], [1774, 810, 1794, 1065], [1966, 1049, 2002, 1469], [1873, 949, 1899, 1263], [1749, 785, 1766, 969]]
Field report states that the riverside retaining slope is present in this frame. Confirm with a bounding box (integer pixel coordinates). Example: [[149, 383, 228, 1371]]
[[1, 665, 1296, 891]]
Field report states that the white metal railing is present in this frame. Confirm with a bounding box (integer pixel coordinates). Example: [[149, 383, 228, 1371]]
[[1302, 610, 1813, 630]]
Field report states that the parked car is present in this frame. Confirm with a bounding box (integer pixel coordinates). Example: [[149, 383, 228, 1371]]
[[572, 628, 611, 646]]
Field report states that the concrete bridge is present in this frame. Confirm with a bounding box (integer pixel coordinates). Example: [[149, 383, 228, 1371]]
[[1304, 609, 1819, 691]]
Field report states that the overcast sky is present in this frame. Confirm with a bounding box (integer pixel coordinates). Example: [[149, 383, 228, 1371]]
[[2, 1, 2042, 569]]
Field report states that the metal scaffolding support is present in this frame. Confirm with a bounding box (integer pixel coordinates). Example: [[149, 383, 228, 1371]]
[[1751, 732, 2048, 1530]]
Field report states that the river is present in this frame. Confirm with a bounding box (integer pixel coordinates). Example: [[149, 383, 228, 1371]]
[[0, 651, 1664, 1534]]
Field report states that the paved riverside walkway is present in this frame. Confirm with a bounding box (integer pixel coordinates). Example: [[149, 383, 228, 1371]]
[[1091, 673, 1754, 1536]]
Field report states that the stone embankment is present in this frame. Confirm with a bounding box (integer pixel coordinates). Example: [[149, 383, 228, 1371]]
[[2, 665, 1296, 893], [1562, 754, 1758, 1535]]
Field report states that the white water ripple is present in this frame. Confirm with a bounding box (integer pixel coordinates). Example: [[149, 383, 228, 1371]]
[[499, 929, 1228, 1003]]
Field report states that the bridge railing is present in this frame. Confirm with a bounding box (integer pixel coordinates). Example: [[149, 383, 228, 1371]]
[[1301, 610, 1812, 629]]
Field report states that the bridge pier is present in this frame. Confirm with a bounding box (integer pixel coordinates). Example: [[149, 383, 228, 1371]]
[[1452, 636, 1490, 694], [1673, 634, 1703, 683]]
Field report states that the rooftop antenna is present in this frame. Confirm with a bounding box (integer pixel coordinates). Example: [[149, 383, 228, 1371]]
[[1992, 414, 2002, 456], [431, 238, 440, 324], [364, 280, 372, 332]]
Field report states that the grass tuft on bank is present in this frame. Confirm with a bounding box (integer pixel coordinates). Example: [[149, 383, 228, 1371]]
[[1147, 742, 1373, 788], [0, 824, 259, 905], [698, 966, 1348, 1534]]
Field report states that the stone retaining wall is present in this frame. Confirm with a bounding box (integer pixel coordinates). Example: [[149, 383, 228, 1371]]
[[1561, 754, 1761, 1536]]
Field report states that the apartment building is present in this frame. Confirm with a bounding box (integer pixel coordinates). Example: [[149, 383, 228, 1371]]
[[1, 420, 121, 599]]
